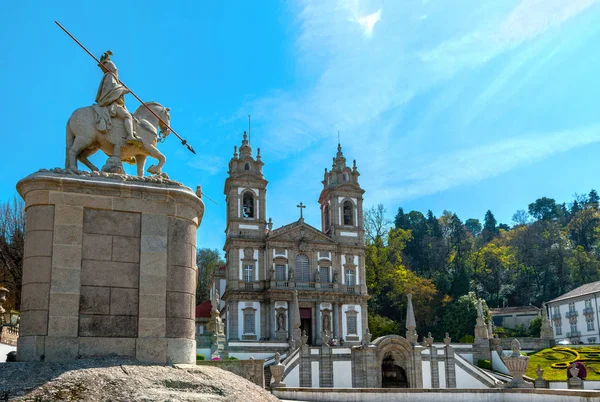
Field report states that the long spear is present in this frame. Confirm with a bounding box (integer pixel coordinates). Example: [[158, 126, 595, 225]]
[[55, 21, 196, 155]]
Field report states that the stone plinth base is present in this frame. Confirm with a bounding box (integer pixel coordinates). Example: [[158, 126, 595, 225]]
[[16, 170, 204, 364]]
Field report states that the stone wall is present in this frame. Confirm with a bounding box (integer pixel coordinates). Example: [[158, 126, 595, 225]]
[[16, 171, 204, 364], [499, 338, 554, 351], [194, 359, 265, 387], [273, 388, 600, 402]]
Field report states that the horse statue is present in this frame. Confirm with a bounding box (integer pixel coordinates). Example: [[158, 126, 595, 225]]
[[65, 102, 171, 176]]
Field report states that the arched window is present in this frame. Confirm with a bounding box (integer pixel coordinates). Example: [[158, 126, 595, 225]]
[[343, 200, 353, 225], [295, 254, 310, 282], [343, 172, 349, 181], [242, 192, 254, 218], [324, 205, 330, 230], [245, 162, 251, 171]]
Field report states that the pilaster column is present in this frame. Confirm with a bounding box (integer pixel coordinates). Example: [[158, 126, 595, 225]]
[[315, 302, 322, 345], [333, 303, 339, 338]]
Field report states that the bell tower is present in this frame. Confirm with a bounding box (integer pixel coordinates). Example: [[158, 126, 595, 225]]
[[223, 131, 268, 239], [318, 144, 365, 244]]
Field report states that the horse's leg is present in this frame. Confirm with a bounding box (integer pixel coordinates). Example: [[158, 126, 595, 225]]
[[136, 155, 147, 177], [145, 145, 166, 175], [78, 148, 100, 171], [68, 135, 96, 171]]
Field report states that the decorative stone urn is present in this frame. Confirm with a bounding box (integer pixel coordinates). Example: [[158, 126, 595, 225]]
[[503, 339, 533, 388], [270, 352, 286, 389]]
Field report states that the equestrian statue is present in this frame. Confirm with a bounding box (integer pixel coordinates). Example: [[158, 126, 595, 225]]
[[57, 21, 196, 177]]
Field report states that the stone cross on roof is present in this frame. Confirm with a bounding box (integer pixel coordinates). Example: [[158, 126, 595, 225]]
[[297, 202, 306, 220]]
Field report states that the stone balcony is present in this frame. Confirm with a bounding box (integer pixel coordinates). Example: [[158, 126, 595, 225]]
[[226, 280, 364, 295], [583, 307, 594, 315], [566, 310, 578, 318], [552, 313, 562, 320]]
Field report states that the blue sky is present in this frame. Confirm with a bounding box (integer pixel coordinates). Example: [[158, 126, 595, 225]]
[[2, 0, 600, 253]]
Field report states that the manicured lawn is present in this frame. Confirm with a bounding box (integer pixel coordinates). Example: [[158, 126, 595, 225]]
[[526, 346, 600, 381]]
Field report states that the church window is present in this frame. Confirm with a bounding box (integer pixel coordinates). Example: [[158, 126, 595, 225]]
[[320, 266, 329, 283], [242, 192, 254, 218], [570, 323, 578, 335], [275, 264, 286, 281], [324, 205, 330, 230], [343, 201, 353, 225], [245, 162, 250, 171], [346, 269, 355, 286], [347, 314, 357, 335], [244, 264, 254, 282], [295, 254, 310, 282], [243, 311, 255, 334], [343, 172, 349, 181]]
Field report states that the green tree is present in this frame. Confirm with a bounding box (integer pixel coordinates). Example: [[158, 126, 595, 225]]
[[0, 197, 25, 311], [441, 292, 488, 340], [196, 248, 224, 302], [465, 218, 482, 237], [512, 210, 530, 226], [529, 316, 542, 337], [588, 189, 599, 209], [482, 210, 498, 243], [364, 203, 392, 245], [368, 312, 401, 338], [528, 197, 559, 221]]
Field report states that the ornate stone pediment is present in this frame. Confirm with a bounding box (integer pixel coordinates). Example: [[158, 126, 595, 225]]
[[268, 221, 336, 245]]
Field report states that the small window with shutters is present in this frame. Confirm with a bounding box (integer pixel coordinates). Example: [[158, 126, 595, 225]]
[[275, 264, 285, 281], [320, 266, 329, 283], [296, 254, 310, 282], [243, 310, 255, 334]]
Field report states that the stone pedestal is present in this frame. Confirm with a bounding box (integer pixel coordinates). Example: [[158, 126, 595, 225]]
[[275, 329, 288, 341], [16, 170, 204, 364]]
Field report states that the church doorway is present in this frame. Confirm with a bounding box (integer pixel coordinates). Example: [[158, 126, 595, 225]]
[[381, 355, 408, 388], [299, 308, 312, 345]]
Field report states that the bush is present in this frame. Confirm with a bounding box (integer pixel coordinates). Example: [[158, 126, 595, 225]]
[[368, 313, 401, 339], [196, 354, 205, 361], [495, 326, 509, 338], [225, 356, 239, 360], [459, 334, 474, 343]]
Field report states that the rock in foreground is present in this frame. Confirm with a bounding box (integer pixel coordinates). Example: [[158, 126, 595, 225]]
[[0, 358, 279, 401]]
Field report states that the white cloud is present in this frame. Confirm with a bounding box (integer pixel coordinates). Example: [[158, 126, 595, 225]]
[[367, 125, 600, 203], [354, 8, 382, 37], [240, 0, 597, 208]]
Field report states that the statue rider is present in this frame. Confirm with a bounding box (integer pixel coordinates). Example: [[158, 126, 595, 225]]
[[94, 50, 140, 144]]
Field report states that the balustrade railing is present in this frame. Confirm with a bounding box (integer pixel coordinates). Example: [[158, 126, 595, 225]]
[[566, 310, 579, 318], [583, 307, 594, 315]]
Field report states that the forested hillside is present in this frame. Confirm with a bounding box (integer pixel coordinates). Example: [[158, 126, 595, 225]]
[[365, 190, 600, 341]]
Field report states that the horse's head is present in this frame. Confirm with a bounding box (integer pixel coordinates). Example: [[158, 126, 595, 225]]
[[134, 102, 171, 138], [159, 107, 171, 138]]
